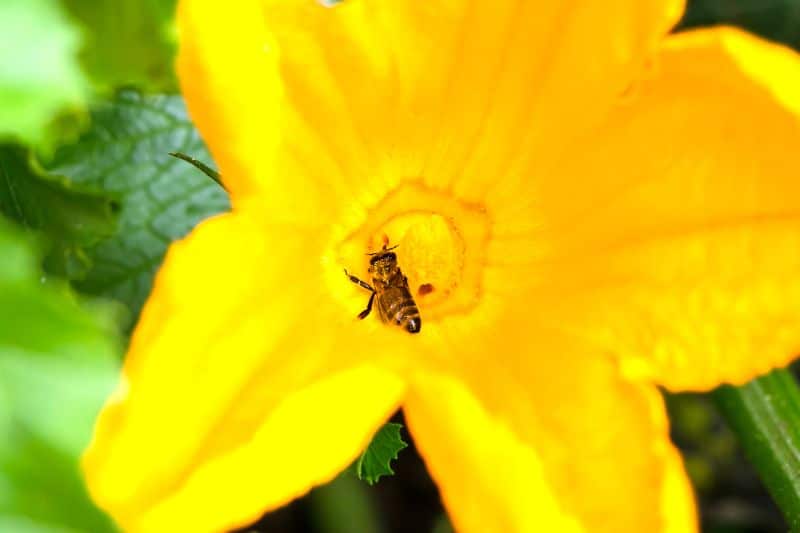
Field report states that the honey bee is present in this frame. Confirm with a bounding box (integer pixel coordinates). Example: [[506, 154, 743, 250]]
[[344, 245, 422, 334]]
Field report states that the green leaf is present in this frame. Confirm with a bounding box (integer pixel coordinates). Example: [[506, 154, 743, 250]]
[[354, 423, 408, 485], [0, 145, 118, 280], [45, 90, 229, 323], [714, 368, 800, 529], [61, 0, 178, 92], [0, 0, 88, 148], [310, 475, 382, 533], [0, 216, 119, 532], [680, 0, 800, 51]]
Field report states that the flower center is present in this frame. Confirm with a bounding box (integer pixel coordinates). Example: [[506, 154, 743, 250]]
[[335, 182, 491, 321]]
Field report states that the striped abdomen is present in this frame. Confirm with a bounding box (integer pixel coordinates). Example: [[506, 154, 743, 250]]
[[376, 286, 422, 334]]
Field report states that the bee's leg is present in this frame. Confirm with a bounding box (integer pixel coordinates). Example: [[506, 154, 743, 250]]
[[344, 269, 377, 319], [344, 269, 374, 292], [358, 291, 376, 319]]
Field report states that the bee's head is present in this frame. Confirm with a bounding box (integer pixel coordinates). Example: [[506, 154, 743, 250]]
[[368, 247, 399, 281], [369, 251, 396, 264]]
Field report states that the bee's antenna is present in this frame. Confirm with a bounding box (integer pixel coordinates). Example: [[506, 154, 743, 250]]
[[366, 244, 399, 256], [169, 152, 226, 190]]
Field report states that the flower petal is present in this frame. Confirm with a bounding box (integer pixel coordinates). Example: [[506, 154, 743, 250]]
[[403, 373, 582, 533], [83, 212, 404, 533], [177, 0, 281, 201], [529, 27, 800, 391], [404, 331, 696, 533], [177, 0, 684, 219]]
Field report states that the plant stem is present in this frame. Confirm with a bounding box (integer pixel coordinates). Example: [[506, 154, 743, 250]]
[[714, 368, 800, 529]]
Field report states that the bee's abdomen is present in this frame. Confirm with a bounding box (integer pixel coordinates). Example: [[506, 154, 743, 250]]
[[404, 313, 421, 333], [379, 290, 422, 334], [395, 300, 421, 334]]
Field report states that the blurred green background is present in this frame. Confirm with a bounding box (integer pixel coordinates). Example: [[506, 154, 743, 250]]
[[1, 0, 799, 532]]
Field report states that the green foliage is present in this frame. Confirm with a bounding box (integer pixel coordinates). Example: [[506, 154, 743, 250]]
[[0, 145, 118, 280], [0, 0, 88, 148], [309, 475, 382, 533], [681, 0, 800, 49], [714, 370, 800, 530], [354, 423, 408, 486], [0, 217, 119, 532], [46, 90, 229, 324], [168, 152, 224, 188], [62, 0, 179, 92]]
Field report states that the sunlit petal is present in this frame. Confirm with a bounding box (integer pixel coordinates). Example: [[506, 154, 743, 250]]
[[178, 0, 684, 220], [527, 27, 800, 390], [406, 328, 697, 532], [83, 212, 404, 532]]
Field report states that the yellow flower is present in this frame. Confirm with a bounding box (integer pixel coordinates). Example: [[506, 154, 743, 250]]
[[83, 1, 800, 531]]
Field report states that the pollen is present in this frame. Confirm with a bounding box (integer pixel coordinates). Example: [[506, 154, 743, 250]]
[[418, 283, 435, 296], [391, 213, 463, 303]]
